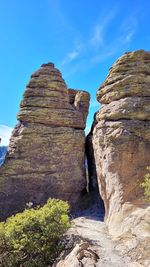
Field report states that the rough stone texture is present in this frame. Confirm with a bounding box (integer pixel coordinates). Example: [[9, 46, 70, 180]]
[[54, 217, 150, 267], [0, 63, 90, 219], [97, 50, 150, 104], [92, 50, 150, 239], [55, 241, 97, 267]]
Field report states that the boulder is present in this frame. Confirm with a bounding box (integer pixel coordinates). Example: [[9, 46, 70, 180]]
[[0, 63, 90, 219], [92, 50, 150, 240]]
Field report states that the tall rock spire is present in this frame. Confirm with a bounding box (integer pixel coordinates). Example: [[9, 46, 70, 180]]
[[0, 63, 90, 219], [91, 50, 150, 239]]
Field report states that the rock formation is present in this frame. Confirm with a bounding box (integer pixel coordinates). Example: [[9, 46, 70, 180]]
[[0, 63, 90, 219], [91, 50, 150, 239]]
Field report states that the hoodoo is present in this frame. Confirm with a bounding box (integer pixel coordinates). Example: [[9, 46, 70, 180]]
[[90, 50, 150, 243], [0, 63, 90, 219]]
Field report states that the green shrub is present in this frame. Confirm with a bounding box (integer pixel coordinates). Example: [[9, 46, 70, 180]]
[[0, 199, 70, 267], [141, 166, 150, 201]]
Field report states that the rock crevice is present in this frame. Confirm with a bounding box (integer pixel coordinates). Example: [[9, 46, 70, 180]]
[[84, 51, 150, 251], [84, 50, 150, 264]]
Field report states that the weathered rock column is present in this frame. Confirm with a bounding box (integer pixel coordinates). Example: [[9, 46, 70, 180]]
[[0, 63, 90, 219], [92, 50, 150, 230]]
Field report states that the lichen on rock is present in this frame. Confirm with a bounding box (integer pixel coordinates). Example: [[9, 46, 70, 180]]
[[91, 50, 150, 245], [0, 63, 90, 219]]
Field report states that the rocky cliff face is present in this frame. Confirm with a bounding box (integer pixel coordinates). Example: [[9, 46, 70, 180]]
[[0, 63, 90, 219], [92, 50, 150, 238]]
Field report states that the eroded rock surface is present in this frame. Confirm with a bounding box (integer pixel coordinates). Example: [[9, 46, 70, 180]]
[[92, 50, 150, 241], [0, 63, 90, 219], [54, 217, 150, 267]]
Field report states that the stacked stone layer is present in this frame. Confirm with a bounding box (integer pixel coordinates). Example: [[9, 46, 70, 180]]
[[92, 50, 150, 225], [0, 63, 90, 219]]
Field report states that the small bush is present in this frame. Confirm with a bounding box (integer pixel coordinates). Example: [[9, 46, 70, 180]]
[[0, 199, 70, 267], [141, 167, 150, 201]]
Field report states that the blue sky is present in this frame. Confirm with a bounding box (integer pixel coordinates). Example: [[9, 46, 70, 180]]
[[0, 0, 150, 145]]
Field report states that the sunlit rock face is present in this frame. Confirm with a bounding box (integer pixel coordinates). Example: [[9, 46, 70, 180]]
[[0, 63, 90, 219], [92, 50, 150, 237]]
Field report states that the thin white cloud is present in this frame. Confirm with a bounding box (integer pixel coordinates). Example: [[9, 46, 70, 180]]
[[57, 6, 139, 78], [91, 25, 104, 48], [67, 50, 79, 61], [90, 9, 117, 49], [121, 13, 138, 44], [61, 43, 82, 66], [125, 30, 135, 42], [91, 12, 139, 64], [0, 125, 13, 146]]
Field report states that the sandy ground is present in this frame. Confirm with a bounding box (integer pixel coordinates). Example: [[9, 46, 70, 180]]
[[62, 216, 149, 267], [54, 192, 150, 267]]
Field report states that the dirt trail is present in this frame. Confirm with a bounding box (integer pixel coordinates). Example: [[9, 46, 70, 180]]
[[55, 215, 150, 267], [67, 217, 142, 267], [55, 193, 150, 267]]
